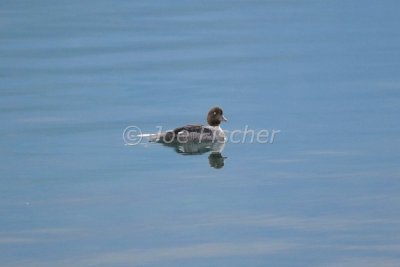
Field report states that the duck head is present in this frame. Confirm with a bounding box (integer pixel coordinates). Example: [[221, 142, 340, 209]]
[[207, 107, 227, 126]]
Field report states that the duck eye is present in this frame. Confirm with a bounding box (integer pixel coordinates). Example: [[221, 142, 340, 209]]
[[213, 112, 216, 115]]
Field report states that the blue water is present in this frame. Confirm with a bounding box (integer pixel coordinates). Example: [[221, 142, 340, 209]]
[[1, 1, 400, 266]]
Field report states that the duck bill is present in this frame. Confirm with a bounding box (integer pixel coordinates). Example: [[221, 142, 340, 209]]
[[221, 115, 228, 122]]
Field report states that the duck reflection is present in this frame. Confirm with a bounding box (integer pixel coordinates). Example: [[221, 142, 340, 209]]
[[208, 152, 226, 169], [159, 140, 227, 169]]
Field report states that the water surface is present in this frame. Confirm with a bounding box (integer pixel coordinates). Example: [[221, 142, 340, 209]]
[[1, 1, 400, 266]]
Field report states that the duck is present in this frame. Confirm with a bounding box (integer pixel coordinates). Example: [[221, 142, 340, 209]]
[[150, 107, 227, 143]]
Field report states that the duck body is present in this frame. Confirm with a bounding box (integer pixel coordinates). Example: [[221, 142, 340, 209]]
[[155, 124, 225, 143], [150, 107, 227, 144]]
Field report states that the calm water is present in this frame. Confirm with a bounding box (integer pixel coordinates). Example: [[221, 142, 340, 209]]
[[1, 1, 400, 266]]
